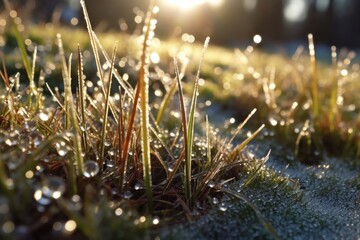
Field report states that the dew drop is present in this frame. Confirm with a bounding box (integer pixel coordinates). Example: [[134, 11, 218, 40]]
[[55, 141, 69, 156], [41, 176, 66, 199], [208, 180, 216, 188], [115, 208, 123, 216], [34, 189, 52, 205], [2, 221, 15, 234], [39, 112, 49, 121], [108, 149, 116, 156], [64, 220, 77, 233], [83, 161, 100, 178], [219, 202, 228, 212], [122, 191, 134, 200], [24, 121, 37, 131], [134, 182, 143, 190], [212, 197, 219, 205], [152, 217, 160, 225], [106, 160, 115, 168]]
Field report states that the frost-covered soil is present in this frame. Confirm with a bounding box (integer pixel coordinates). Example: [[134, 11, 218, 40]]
[[160, 113, 360, 240]]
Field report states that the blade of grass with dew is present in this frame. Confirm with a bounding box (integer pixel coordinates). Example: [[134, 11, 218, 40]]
[[80, 0, 103, 82], [156, 82, 177, 125], [329, 46, 338, 132], [119, 83, 140, 191], [92, 32, 134, 98], [139, 0, 157, 212], [0, 52, 9, 88], [46, 83, 64, 109], [173, 56, 189, 194], [227, 109, 258, 146], [156, 59, 188, 125], [308, 34, 319, 123], [30, 46, 37, 95], [116, 87, 124, 167], [80, 1, 119, 123], [92, 26, 175, 165], [229, 124, 265, 161], [57, 34, 71, 130], [78, 45, 88, 153], [66, 54, 84, 179], [219, 187, 280, 240], [99, 44, 117, 168], [185, 37, 210, 204], [205, 115, 212, 168]]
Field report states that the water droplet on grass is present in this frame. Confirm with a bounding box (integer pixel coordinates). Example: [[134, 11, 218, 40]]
[[219, 202, 228, 212], [39, 112, 49, 121], [152, 217, 160, 225], [212, 197, 219, 204], [134, 182, 143, 190], [83, 161, 99, 178], [106, 160, 115, 168], [41, 176, 66, 199], [208, 180, 216, 188], [122, 191, 134, 199], [115, 208, 123, 216], [55, 141, 69, 156]]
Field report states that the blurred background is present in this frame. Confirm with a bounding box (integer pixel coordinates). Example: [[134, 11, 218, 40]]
[[2, 0, 360, 49]]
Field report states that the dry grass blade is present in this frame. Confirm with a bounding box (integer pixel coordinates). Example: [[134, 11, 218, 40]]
[[229, 124, 265, 161], [0, 52, 9, 88]]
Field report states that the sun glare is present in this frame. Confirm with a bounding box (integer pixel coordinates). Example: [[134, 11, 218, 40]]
[[164, 0, 223, 10]]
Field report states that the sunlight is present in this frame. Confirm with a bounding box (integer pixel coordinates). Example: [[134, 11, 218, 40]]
[[164, 0, 206, 10], [284, 0, 308, 23], [163, 0, 223, 10]]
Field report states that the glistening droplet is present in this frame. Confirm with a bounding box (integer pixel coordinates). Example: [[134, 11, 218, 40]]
[[83, 161, 100, 178]]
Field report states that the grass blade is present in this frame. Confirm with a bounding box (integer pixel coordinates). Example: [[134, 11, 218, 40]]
[[329, 46, 338, 132], [99, 44, 117, 167], [156, 81, 177, 125], [185, 37, 210, 204], [308, 34, 319, 123], [173, 57, 189, 200], [78, 45, 88, 153], [229, 124, 265, 160], [139, 0, 157, 212]]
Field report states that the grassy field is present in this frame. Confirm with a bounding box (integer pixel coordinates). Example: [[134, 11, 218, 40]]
[[0, 1, 359, 239]]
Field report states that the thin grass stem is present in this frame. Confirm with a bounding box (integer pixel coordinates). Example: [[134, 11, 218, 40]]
[[99, 44, 117, 168]]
